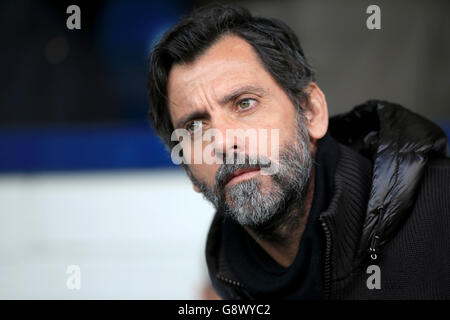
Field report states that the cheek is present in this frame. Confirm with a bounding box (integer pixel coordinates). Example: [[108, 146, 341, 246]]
[[248, 96, 298, 155], [278, 112, 301, 150], [189, 163, 220, 188], [256, 116, 297, 160]]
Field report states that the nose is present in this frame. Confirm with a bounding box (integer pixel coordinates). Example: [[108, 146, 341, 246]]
[[210, 115, 242, 162]]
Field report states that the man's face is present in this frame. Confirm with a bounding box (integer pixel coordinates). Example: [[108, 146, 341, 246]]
[[167, 35, 313, 228]]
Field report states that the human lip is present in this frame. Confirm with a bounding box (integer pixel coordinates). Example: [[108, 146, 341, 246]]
[[225, 168, 260, 187]]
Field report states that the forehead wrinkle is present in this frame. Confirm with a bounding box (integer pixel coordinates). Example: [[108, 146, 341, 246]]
[[171, 81, 222, 129], [185, 82, 217, 118], [201, 81, 222, 115]]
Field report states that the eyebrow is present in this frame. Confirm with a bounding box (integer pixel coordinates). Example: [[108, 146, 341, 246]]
[[174, 85, 267, 129], [218, 85, 267, 105]]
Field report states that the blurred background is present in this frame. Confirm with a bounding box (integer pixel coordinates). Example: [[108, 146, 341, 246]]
[[0, 0, 449, 299]]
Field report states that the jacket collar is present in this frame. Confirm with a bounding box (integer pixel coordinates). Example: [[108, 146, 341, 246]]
[[329, 100, 449, 263]]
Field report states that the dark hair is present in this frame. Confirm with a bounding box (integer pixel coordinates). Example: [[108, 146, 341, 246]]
[[148, 4, 315, 147]]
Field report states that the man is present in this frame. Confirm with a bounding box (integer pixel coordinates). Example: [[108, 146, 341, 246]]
[[147, 4, 450, 299]]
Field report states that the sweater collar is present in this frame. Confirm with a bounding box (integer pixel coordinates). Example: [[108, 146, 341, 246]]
[[319, 143, 372, 282]]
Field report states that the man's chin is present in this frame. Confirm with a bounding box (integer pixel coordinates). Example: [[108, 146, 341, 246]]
[[221, 183, 284, 226], [224, 174, 272, 195], [223, 177, 260, 206]]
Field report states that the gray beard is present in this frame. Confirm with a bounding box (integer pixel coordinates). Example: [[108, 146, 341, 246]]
[[185, 113, 313, 243]]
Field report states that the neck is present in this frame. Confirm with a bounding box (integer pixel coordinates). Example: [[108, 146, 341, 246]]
[[244, 166, 316, 268]]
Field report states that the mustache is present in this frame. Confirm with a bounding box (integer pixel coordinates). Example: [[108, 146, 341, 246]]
[[214, 153, 272, 192]]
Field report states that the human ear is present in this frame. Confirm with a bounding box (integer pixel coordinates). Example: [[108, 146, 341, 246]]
[[304, 82, 329, 141]]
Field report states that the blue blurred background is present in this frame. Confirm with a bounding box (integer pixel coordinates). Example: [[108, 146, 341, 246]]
[[0, 0, 448, 299]]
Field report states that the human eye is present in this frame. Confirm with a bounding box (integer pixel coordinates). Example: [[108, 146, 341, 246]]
[[237, 98, 257, 111], [186, 120, 203, 133]]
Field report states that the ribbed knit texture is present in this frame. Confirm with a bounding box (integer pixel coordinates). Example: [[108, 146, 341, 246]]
[[320, 144, 372, 282], [334, 157, 450, 299]]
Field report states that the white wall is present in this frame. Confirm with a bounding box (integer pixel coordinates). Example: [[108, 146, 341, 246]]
[[0, 169, 215, 299]]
